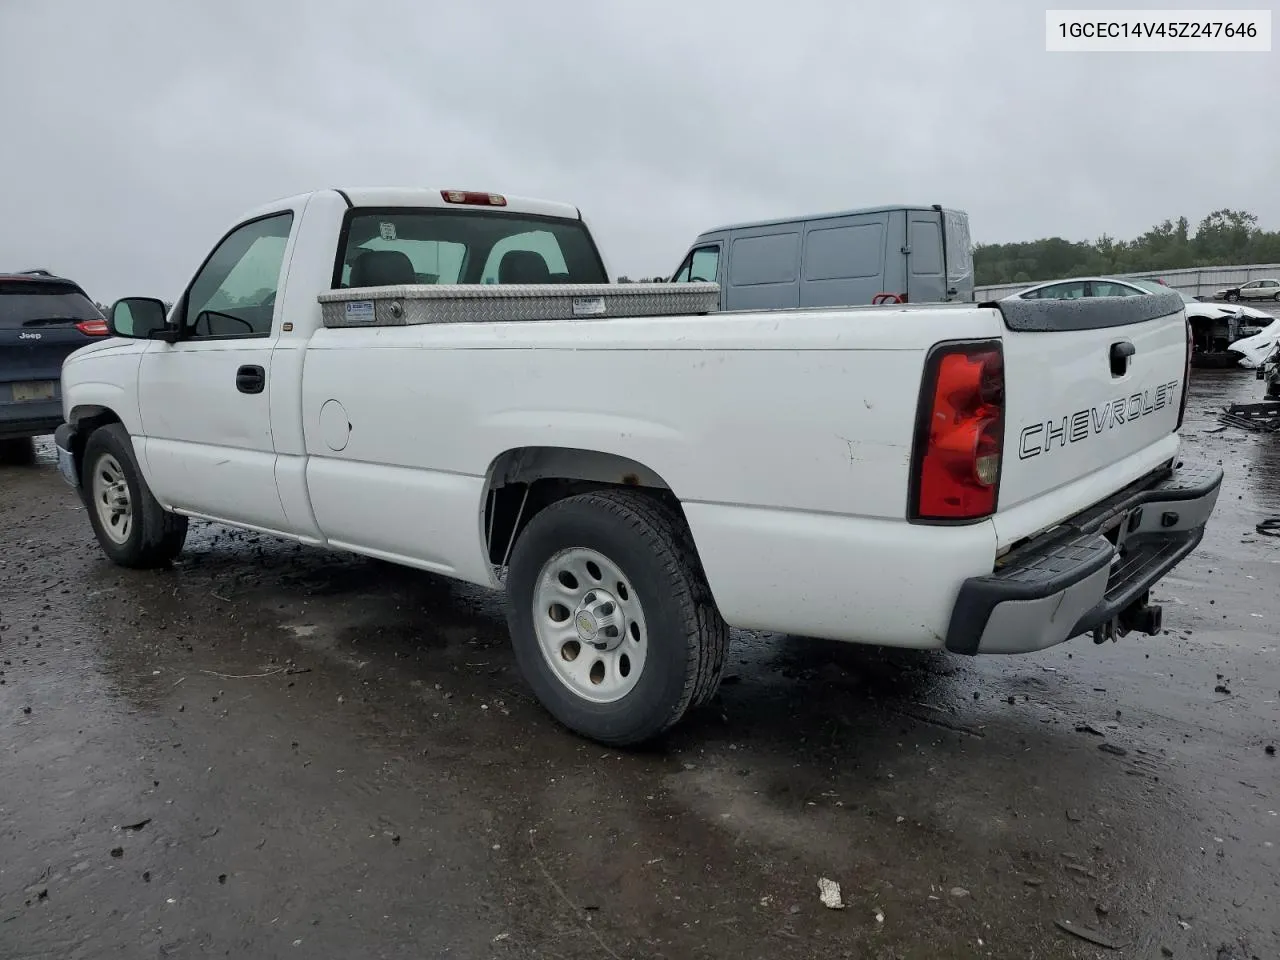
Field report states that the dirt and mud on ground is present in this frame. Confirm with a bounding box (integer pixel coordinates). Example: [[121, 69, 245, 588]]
[[2, 371, 1278, 960]]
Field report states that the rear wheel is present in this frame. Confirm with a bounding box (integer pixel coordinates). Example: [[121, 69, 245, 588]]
[[506, 490, 728, 746], [82, 424, 188, 568]]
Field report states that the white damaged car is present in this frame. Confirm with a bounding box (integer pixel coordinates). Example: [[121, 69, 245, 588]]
[[1226, 325, 1280, 369]]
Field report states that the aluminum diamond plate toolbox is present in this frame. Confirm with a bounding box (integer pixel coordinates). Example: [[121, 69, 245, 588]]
[[318, 283, 719, 327]]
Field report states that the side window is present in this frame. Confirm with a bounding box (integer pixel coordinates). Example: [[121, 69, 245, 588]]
[[482, 230, 570, 284], [688, 246, 720, 282], [184, 213, 293, 339], [729, 233, 799, 286], [1091, 281, 1141, 297], [1036, 281, 1087, 300], [803, 223, 885, 281], [1024, 280, 1085, 299]]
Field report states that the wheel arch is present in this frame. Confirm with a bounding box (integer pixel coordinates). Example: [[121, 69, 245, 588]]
[[479, 445, 686, 567], [66, 404, 125, 483]]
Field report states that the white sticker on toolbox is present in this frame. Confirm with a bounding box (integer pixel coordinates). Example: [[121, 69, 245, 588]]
[[344, 300, 376, 324], [572, 297, 606, 317], [378, 221, 397, 241]]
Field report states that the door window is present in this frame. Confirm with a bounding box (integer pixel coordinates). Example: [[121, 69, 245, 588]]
[[688, 246, 720, 282], [1090, 281, 1143, 297], [1023, 280, 1087, 300], [183, 213, 294, 340], [672, 244, 720, 283]]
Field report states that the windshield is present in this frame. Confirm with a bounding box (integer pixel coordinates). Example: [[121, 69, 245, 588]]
[[0, 279, 102, 329], [336, 209, 607, 288]]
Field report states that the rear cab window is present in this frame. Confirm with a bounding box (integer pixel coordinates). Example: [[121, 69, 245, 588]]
[[0, 278, 102, 329], [335, 210, 607, 288]]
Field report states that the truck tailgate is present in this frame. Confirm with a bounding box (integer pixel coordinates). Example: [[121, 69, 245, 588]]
[[994, 291, 1189, 520]]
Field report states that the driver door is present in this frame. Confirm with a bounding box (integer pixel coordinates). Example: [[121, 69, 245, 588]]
[[137, 211, 296, 532]]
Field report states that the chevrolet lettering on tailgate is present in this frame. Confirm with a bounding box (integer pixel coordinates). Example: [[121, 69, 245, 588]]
[[1018, 379, 1182, 460]]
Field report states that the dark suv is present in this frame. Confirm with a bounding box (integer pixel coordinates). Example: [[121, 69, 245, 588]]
[[1, 270, 108, 461]]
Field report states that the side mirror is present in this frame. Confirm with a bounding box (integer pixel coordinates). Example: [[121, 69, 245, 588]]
[[109, 297, 171, 340]]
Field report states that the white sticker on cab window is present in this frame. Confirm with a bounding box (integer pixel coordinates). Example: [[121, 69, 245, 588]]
[[378, 221, 397, 241], [344, 300, 376, 324], [572, 297, 606, 317]]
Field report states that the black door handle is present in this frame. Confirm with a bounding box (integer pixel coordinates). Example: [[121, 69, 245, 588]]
[[236, 364, 265, 394], [1110, 341, 1135, 377]]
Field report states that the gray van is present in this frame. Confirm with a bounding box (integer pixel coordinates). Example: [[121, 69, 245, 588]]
[[668, 204, 973, 310]]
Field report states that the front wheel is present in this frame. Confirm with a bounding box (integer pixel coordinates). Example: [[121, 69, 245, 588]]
[[82, 424, 188, 568], [506, 490, 728, 746]]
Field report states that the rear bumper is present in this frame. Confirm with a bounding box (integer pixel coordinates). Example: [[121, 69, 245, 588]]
[[54, 422, 79, 490], [945, 460, 1223, 655], [0, 399, 63, 440]]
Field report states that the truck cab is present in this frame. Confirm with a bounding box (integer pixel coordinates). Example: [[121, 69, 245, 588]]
[[668, 204, 973, 309]]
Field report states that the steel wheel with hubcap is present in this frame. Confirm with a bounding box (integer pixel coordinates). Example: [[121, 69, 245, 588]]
[[81, 423, 188, 568], [91, 453, 133, 544], [533, 546, 649, 704], [506, 489, 728, 746]]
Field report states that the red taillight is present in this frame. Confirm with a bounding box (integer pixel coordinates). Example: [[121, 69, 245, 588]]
[[910, 341, 1005, 522], [1176, 316, 1192, 430], [76, 319, 109, 336], [440, 190, 507, 207]]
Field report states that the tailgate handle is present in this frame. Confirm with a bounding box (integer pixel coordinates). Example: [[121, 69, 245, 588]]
[[236, 365, 266, 395], [1110, 340, 1135, 377]]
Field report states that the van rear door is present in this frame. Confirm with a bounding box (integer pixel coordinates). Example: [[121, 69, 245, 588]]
[[906, 211, 945, 303]]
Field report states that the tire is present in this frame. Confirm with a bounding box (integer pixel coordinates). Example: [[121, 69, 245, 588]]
[[1227, 292, 1239, 302], [505, 490, 728, 746], [1272, 292, 1280, 302], [0, 437, 36, 466], [81, 423, 188, 568]]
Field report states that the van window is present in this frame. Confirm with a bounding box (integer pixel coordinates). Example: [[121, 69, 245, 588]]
[[673, 244, 720, 283], [729, 233, 799, 286], [910, 219, 943, 276], [689, 246, 719, 282], [803, 223, 884, 281]]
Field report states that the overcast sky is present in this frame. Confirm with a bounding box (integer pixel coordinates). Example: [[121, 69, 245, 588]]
[[2, 0, 1276, 301]]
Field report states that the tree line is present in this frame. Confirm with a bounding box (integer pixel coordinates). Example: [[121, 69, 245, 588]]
[[975, 209, 1280, 286]]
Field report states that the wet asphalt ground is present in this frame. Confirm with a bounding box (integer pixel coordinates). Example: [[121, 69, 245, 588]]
[[2, 371, 1279, 960]]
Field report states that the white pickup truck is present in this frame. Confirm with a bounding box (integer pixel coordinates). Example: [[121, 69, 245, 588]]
[[57, 187, 1223, 746]]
